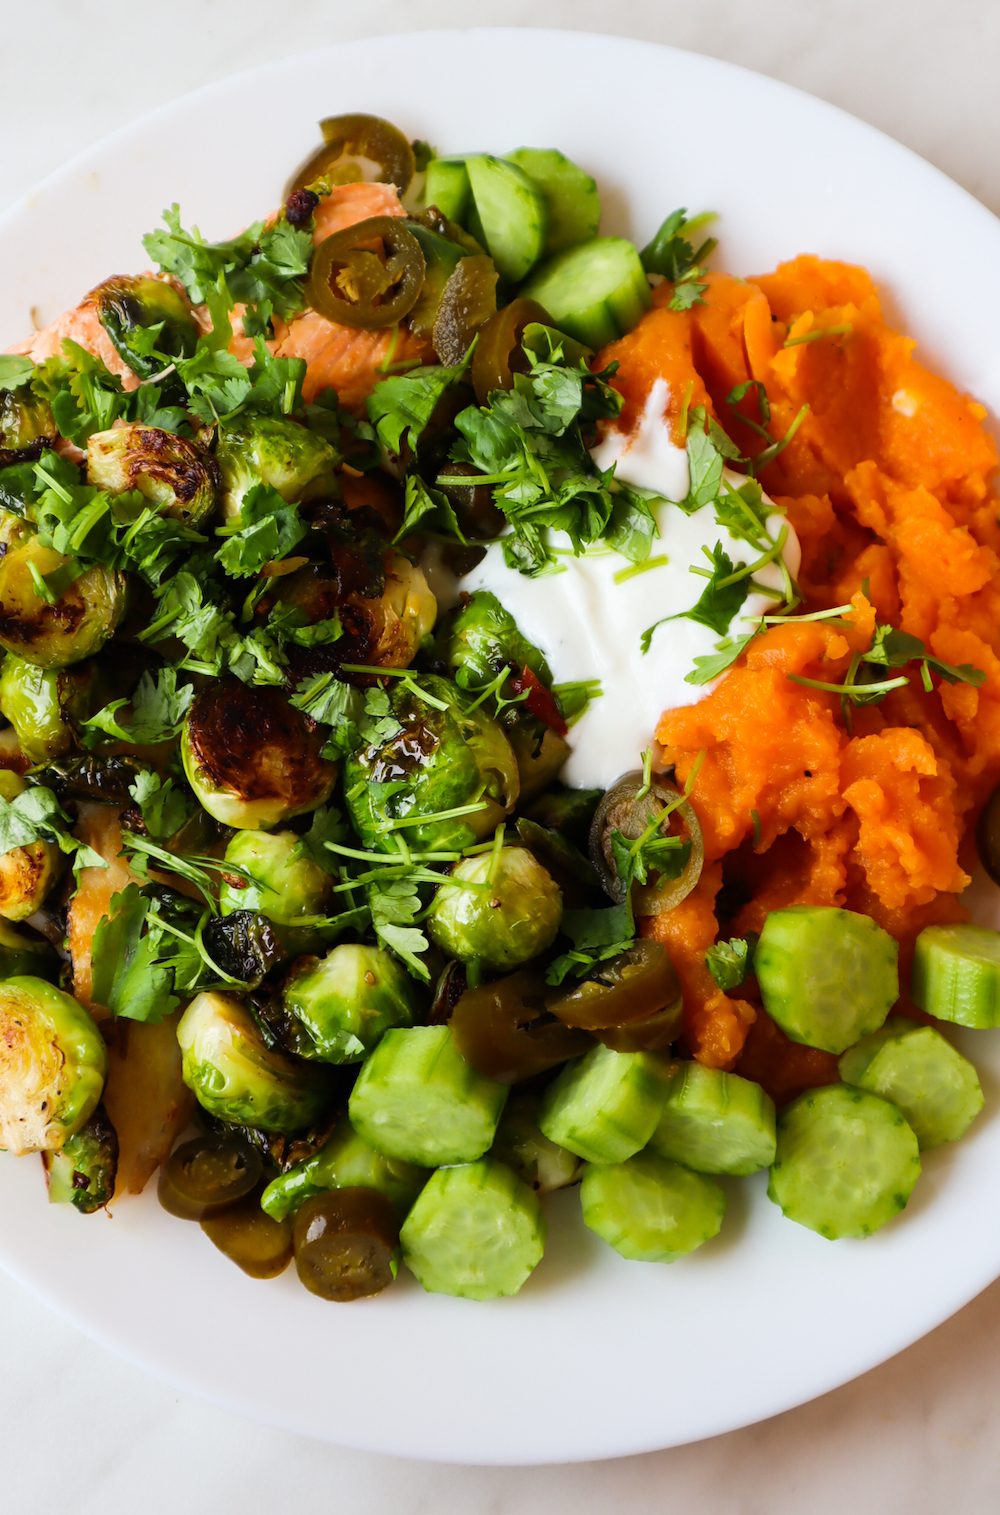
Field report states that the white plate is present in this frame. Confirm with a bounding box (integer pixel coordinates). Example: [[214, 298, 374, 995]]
[[2, 28, 1000, 1467]]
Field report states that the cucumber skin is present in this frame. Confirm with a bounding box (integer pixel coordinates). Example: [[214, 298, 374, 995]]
[[504, 147, 601, 255], [648, 1061, 777, 1175], [400, 1158, 546, 1300], [538, 1044, 675, 1164], [911, 924, 1000, 1028], [768, 1084, 921, 1240], [581, 1153, 726, 1263], [838, 1022, 983, 1149], [520, 238, 653, 349], [465, 156, 547, 283], [348, 1025, 508, 1168], [424, 159, 471, 224], [755, 905, 899, 1054]]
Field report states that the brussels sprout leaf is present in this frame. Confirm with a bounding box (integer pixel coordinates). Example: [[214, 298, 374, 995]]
[[82, 668, 194, 747], [705, 933, 759, 993]]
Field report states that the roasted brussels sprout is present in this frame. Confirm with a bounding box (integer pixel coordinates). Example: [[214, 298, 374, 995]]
[[43, 1102, 118, 1213], [0, 505, 33, 554], [275, 550, 437, 677], [0, 916, 60, 982], [182, 679, 337, 830], [0, 537, 126, 668], [261, 1114, 428, 1222], [491, 1089, 584, 1193], [344, 674, 518, 853], [504, 721, 571, 806], [0, 976, 107, 1155], [215, 414, 340, 521], [176, 990, 334, 1134], [446, 590, 552, 690], [281, 944, 420, 1063], [27, 751, 145, 805], [91, 274, 199, 383], [219, 829, 333, 951], [0, 384, 55, 464], [0, 771, 64, 922], [87, 425, 219, 529], [200, 910, 288, 988], [0, 653, 97, 763], [427, 847, 563, 969]]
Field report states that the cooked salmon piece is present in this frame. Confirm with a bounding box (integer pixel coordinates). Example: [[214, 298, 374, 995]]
[[9, 295, 140, 388]]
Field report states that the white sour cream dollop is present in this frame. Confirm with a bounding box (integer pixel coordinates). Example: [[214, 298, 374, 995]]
[[424, 379, 800, 790]]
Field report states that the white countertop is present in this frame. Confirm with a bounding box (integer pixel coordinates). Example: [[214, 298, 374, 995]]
[[3, 0, 1000, 1507]]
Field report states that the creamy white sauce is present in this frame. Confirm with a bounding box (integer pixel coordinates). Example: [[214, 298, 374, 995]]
[[426, 383, 801, 791]]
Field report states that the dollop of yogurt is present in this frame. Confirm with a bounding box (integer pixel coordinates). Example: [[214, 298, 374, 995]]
[[425, 380, 800, 791]]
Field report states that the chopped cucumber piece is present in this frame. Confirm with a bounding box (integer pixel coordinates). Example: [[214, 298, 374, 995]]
[[755, 905, 898, 1054], [491, 1088, 583, 1194], [581, 1152, 726, 1263], [838, 1018, 983, 1149], [464, 155, 547, 283], [348, 1025, 508, 1167], [911, 923, 1000, 1028], [400, 1157, 545, 1300], [504, 147, 601, 255], [538, 1044, 674, 1164], [260, 1117, 429, 1221], [768, 1084, 921, 1239], [519, 237, 652, 349], [424, 158, 471, 223], [648, 1061, 776, 1175]]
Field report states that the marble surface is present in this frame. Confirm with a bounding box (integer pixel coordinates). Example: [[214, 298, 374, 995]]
[[3, 0, 1000, 1506]]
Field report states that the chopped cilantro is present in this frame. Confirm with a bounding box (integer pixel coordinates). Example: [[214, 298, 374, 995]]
[[82, 668, 194, 747], [705, 933, 758, 992]]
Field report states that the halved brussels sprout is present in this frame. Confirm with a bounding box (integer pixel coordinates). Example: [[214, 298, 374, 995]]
[[176, 990, 333, 1134], [282, 944, 420, 1064], [0, 916, 60, 982], [446, 590, 552, 690], [274, 550, 437, 677], [0, 505, 33, 554], [0, 976, 107, 1155], [215, 414, 340, 521], [91, 274, 199, 383], [181, 679, 337, 830], [490, 1089, 583, 1194], [43, 1102, 118, 1213], [503, 720, 571, 806], [219, 829, 333, 951], [87, 424, 219, 529], [261, 1114, 428, 1221], [0, 770, 65, 921], [0, 538, 126, 668], [426, 846, 563, 969], [0, 652, 97, 763], [344, 674, 519, 854], [0, 385, 55, 462]]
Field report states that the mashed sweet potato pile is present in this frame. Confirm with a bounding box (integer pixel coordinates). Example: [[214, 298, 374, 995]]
[[598, 259, 1000, 1099]]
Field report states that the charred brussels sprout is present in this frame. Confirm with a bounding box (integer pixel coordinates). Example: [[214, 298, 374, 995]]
[[344, 674, 518, 853], [200, 911, 288, 989], [176, 990, 333, 1134], [0, 917, 60, 982], [0, 653, 97, 762], [0, 384, 55, 464], [427, 847, 563, 970], [282, 944, 420, 1064], [43, 1102, 118, 1213], [0, 771, 64, 922], [0, 538, 125, 668], [182, 679, 337, 830], [261, 1114, 428, 1222], [215, 414, 340, 521], [87, 425, 218, 529], [0, 977, 107, 1155], [504, 721, 571, 806], [447, 590, 553, 691], [91, 274, 199, 383], [219, 829, 333, 951]]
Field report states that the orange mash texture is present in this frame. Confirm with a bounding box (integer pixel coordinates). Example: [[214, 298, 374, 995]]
[[598, 260, 1000, 1096]]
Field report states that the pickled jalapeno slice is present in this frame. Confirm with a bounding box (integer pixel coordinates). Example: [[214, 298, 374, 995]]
[[546, 940, 682, 1031], [449, 967, 593, 1084], [286, 113, 416, 197], [471, 297, 552, 405], [292, 1187, 401, 1301], [305, 217, 426, 330], [157, 1134, 262, 1221]]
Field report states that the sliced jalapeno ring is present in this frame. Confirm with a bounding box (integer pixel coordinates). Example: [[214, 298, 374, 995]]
[[594, 996, 684, 1052], [292, 1187, 401, 1301], [471, 297, 552, 405], [157, 1134, 262, 1222], [285, 113, 416, 197], [590, 769, 705, 915], [305, 217, 426, 330], [546, 940, 682, 1031], [450, 967, 594, 1083]]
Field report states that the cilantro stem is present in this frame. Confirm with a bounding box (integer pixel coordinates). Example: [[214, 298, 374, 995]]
[[613, 553, 669, 585], [783, 323, 852, 348], [760, 603, 853, 624], [486, 822, 506, 887], [786, 672, 910, 697], [714, 525, 788, 588], [749, 403, 809, 475], [635, 747, 654, 803], [377, 324, 401, 374], [378, 799, 489, 833]]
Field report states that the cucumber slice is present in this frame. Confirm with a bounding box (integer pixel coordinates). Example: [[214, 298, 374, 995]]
[[504, 148, 601, 255], [464, 155, 548, 283], [755, 905, 898, 1054], [491, 1088, 583, 1194], [838, 1019, 983, 1149], [260, 1117, 429, 1221], [768, 1084, 921, 1239], [581, 1152, 726, 1263], [519, 238, 653, 349], [348, 1025, 508, 1167], [424, 158, 471, 223], [537, 1044, 674, 1164], [648, 1061, 776, 1175], [911, 923, 1000, 1028], [400, 1157, 546, 1300]]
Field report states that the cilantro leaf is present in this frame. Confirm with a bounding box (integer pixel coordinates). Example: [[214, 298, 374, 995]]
[[128, 770, 192, 841], [640, 209, 717, 281], [360, 687, 404, 746], [863, 624, 926, 668], [544, 901, 635, 985], [143, 206, 311, 321], [609, 826, 690, 896], [368, 877, 430, 980], [290, 674, 365, 757], [367, 354, 471, 456], [91, 884, 180, 1023], [215, 481, 306, 576], [705, 933, 758, 992], [668, 277, 709, 313], [82, 668, 194, 747], [643, 543, 749, 651], [293, 805, 349, 877], [0, 355, 34, 392], [684, 625, 761, 685], [0, 784, 106, 874], [394, 475, 465, 543], [30, 341, 130, 447]]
